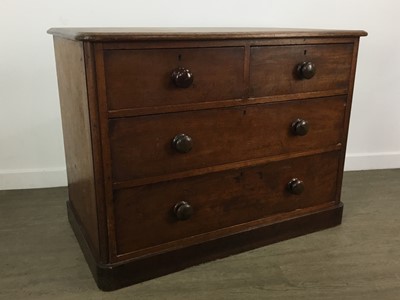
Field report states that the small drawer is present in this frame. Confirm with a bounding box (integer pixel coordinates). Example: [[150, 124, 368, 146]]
[[113, 151, 340, 255], [103, 47, 245, 110], [250, 43, 353, 97], [109, 96, 346, 182]]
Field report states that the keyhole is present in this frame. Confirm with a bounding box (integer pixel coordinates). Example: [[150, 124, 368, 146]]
[[304, 50, 307, 55], [178, 54, 182, 61]]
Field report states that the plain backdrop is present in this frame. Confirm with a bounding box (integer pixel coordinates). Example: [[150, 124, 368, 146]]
[[0, 0, 398, 189]]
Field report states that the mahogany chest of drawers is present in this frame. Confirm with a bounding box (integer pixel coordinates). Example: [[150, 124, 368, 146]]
[[48, 28, 367, 290]]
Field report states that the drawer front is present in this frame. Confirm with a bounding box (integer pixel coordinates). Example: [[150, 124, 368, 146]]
[[104, 47, 245, 110], [250, 44, 353, 97], [114, 151, 340, 255], [109, 96, 345, 182]]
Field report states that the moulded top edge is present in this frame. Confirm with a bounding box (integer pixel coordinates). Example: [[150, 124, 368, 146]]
[[47, 27, 368, 42]]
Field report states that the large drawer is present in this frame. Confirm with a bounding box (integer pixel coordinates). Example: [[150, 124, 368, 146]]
[[113, 151, 340, 255], [250, 43, 353, 97], [109, 96, 346, 182], [103, 47, 245, 110]]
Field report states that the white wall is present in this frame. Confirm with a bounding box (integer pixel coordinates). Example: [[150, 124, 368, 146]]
[[0, 0, 399, 189]]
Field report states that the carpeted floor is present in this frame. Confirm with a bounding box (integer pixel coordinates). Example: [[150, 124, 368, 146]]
[[1, 169, 400, 299]]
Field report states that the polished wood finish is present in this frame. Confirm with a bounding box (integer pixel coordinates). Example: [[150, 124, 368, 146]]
[[292, 118, 310, 136], [49, 28, 366, 290], [82, 42, 109, 264], [52, 37, 101, 259], [287, 178, 305, 195], [172, 133, 193, 154], [103, 47, 245, 110], [250, 43, 354, 97], [108, 89, 348, 118], [296, 61, 316, 79], [109, 96, 345, 182], [47, 27, 367, 42], [173, 201, 194, 221], [112, 145, 341, 190], [68, 198, 344, 291], [171, 67, 194, 88], [114, 151, 340, 257], [5, 171, 400, 298], [335, 39, 361, 204]]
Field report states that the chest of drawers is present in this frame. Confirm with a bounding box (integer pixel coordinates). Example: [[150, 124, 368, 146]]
[[48, 27, 367, 290]]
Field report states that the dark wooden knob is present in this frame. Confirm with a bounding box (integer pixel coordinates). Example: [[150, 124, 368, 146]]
[[297, 62, 316, 79], [292, 119, 309, 136], [172, 134, 193, 153], [287, 178, 305, 195], [174, 201, 193, 220], [171, 67, 194, 88]]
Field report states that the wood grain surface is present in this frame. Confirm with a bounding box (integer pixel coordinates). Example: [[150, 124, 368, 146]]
[[250, 43, 354, 97], [109, 96, 346, 183], [47, 27, 367, 41], [113, 151, 340, 257], [53, 37, 100, 258], [104, 47, 245, 110], [48, 28, 366, 290], [3, 170, 400, 298]]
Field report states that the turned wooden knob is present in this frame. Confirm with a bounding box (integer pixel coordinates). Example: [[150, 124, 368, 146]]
[[297, 62, 316, 79], [287, 178, 305, 195], [171, 67, 194, 88], [172, 134, 193, 153], [174, 201, 194, 220], [292, 119, 309, 136]]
